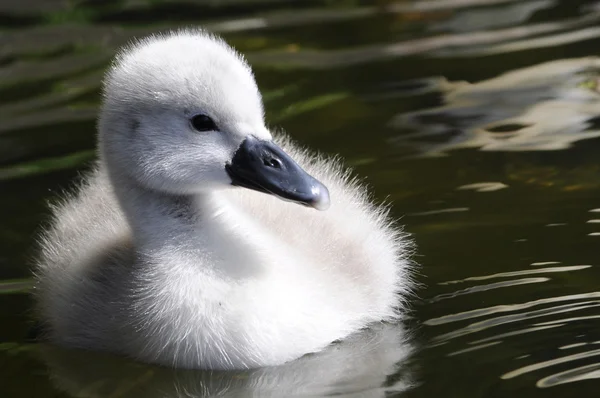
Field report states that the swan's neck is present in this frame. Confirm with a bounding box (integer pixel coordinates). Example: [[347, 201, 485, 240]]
[[112, 174, 271, 276], [122, 184, 202, 247]]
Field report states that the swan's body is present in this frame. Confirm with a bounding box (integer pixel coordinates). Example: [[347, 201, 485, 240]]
[[33, 30, 413, 370]]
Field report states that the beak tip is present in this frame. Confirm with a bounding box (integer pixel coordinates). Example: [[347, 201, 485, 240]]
[[309, 185, 330, 211]]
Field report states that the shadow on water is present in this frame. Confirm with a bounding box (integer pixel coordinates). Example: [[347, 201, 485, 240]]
[[3, 0, 600, 396]]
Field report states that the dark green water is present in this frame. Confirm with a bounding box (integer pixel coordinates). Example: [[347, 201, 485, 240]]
[[3, 0, 600, 396]]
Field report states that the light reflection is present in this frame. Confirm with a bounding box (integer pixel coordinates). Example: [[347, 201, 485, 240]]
[[468, 324, 563, 345], [407, 207, 469, 216], [251, 12, 600, 68], [559, 342, 588, 350], [456, 182, 508, 192], [440, 265, 590, 284], [537, 362, 600, 388], [212, 0, 537, 36], [535, 314, 600, 326], [447, 341, 502, 357], [429, 302, 600, 342], [429, 277, 549, 303], [430, 0, 554, 33], [425, 258, 600, 390], [391, 57, 600, 156], [501, 348, 600, 380], [443, 27, 600, 57], [426, 292, 600, 325]]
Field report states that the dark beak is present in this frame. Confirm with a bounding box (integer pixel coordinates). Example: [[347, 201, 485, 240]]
[[225, 136, 330, 210]]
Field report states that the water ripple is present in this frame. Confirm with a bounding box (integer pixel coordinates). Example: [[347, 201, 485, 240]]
[[501, 348, 600, 380], [468, 324, 563, 345], [559, 342, 588, 350], [429, 277, 549, 303], [535, 315, 600, 326], [537, 362, 600, 388], [407, 207, 469, 216], [429, 302, 600, 342], [426, 292, 600, 326], [447, 341, 502, 357], [440, 265, 591, 284], [530, 261, 561, 266]]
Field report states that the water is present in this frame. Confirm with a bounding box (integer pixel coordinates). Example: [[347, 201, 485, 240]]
[[2, 0, 600, 396]]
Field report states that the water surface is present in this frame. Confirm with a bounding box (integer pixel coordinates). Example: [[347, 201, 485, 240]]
[[2, 0, 600, 396]]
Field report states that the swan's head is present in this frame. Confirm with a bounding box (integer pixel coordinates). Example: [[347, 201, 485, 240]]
[[98, 30, 329, 210]]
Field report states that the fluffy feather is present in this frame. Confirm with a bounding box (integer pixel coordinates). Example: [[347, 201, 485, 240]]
[[33, 29, 414, 370]]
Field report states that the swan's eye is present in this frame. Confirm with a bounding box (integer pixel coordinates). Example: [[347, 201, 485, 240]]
[[191, 114, 217, 132]]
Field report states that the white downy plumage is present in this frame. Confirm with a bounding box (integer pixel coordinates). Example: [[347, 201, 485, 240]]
[[33, 30, 414, 370]]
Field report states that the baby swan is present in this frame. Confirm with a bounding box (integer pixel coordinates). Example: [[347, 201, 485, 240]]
[[33, 30, 413, 370]]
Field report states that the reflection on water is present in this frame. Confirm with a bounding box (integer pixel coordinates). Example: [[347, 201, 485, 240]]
[[39, 324, 413, 397], [391, 58, 600, 155], [457, 182, 509, 192], [440, 265, 591, 283], [3, 0, 600, 397], [502, 347, 600, 382], [430, 0, 555, 32], [537, 362, 600, 388]]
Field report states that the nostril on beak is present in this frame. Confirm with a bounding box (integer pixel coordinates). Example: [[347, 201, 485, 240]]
[[263, 156, 282, 169]]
